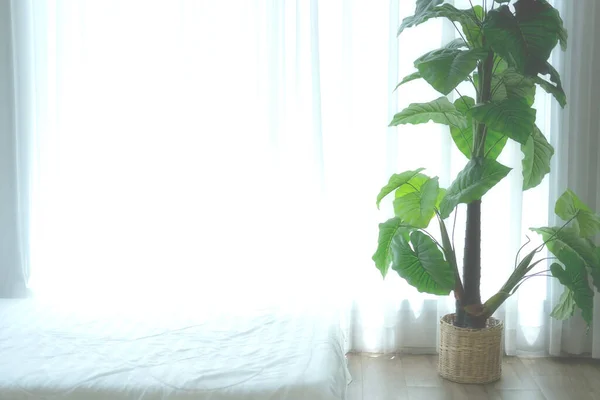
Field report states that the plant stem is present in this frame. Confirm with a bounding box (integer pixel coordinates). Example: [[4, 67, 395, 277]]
[[513, 235, 532, 270], [468, 0, 477, 17], [454, 88, 471, 110], [461, 199, 484, 328], [452, 206, 458, 250], [451, 21, 468, 45]]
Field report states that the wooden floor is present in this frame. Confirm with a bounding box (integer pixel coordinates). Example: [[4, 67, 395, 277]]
[[346, 353, 600, 400]]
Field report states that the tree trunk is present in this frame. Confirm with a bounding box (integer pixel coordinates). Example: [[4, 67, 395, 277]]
[[456, 199, 486, 329], [454, 48, 494, 329]]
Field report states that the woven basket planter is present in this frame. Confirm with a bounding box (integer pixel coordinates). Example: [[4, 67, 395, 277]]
[[438, 313, 503, 384]]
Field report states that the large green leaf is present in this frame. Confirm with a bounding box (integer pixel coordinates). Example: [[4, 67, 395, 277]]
[[534, 62, 566, 108], [394, 71, 421, 91], [450, 96, 508, 160], [389, 97, 467, 128], [439, 158, 512, 218], [393, 173, 425, 196], [532, 227, 599, 268], [550, 288, 576, 320], [372, 218, 413, 278], [532, 227, 600, 292], [483, 2, 563, 75], [449, 96, 475, 159], [521, 126, 554, 190], [391, 231, 455, 295], [394, 173, 446, 209], [395, 173, 427, 197], [415, 48, 487, 95], [376, 168, 425, 208], [394, 177, 439, 229], [469, 98, 536, 145], [491, 68, 537, 106], [398, 2, 478, 36], [555, 190, 600, 238], [550, 251, 594, 325], [531, 0, 568, 51]]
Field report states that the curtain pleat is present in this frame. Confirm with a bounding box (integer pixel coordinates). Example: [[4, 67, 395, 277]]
[[0, 0, 29, 298], [548, 0, 600, 358]]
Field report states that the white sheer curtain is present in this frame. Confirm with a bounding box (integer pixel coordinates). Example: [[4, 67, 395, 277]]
[[4, 0, 599, 357], [12, 0, 341, 307], [548, 0, 600, 358]]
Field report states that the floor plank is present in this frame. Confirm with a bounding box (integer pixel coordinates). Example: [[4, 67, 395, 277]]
[[346, 355, 362, 400], [486, 357, 538, 391], [346, 354, 600, 400], [361, 354, 408, 399]]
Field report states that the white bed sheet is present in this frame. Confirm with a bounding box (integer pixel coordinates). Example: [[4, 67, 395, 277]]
[[0, 299, 350, 400]]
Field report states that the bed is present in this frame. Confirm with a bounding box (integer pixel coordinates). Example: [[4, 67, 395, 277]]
[[0, 298, 350, 399]]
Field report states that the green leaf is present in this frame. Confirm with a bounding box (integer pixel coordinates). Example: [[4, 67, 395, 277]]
[[389, 97, 467, 128], [394, 71, 422, 91], [550, 288, 576, 320], [533, 227, 600, 269], [494, 0, 511, 3], [398, 2, 478, 36], [450, 96, 508, 160], [469, 98, 536, 145], [395, 173, 428, 198], [449, 96, 475, 158], [436, 188, 446, 209], [444, 38, 468, 49], [481, 291, 512, 318], [436, 213, 460, 292], [391, 231, 455, 295], [415, 48, 486, 95], [550, 251, 594, 325], [439, 158, 512, 218], [376, 169, 426, 208], [460, 6, 484, 48], [454, 95, 475, 112], [594, 247, 600, 294], [555, 190, 600, 238], [372, 218, 413, 278], [492, 68, 537, 106], [524, 0, 568, 52], [534, 62, 566, 108], [555, 3, 568, 51], [483, 2, 564, 75], [393, 173, 445, 216], [555, 190, 592, 218], [532, 227, 600, 292], [483, 132, 509, 160], [521, 126, 554, 190], [493, 57, 509, 75], [394, 177, 439, 229]]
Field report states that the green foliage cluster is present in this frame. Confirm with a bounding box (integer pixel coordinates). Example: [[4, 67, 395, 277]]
[[373, 0, 600, 325]]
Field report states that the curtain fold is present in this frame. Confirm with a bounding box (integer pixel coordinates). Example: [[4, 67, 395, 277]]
[[548, 0, 600, 358], [4, 0, 600, 357], [0, 0, 28, 298]]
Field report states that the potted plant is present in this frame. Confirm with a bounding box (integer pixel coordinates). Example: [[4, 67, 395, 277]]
[[373, 0, 600, 384]]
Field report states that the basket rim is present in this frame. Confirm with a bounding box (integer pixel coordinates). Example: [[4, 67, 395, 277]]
[[440, 313, 503, 332]]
